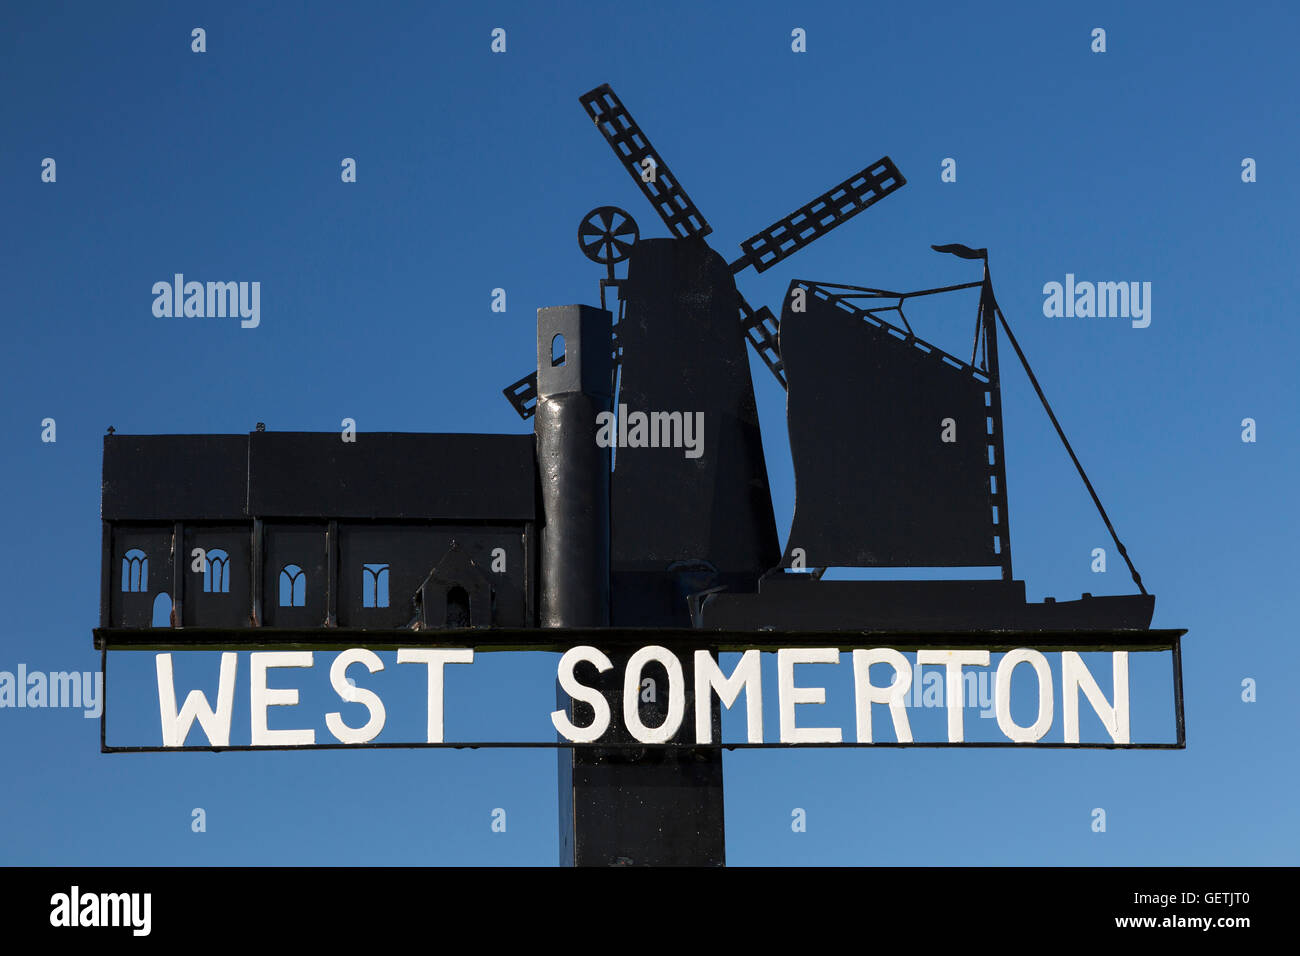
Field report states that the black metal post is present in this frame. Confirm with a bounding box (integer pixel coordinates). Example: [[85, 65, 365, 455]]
[[535, 305, 614, 866], [537, 305, 612, 630], [982, 266, 1014, 581]]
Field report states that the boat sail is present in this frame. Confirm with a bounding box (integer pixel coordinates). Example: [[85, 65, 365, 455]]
[[779, 277, 1007, 572]]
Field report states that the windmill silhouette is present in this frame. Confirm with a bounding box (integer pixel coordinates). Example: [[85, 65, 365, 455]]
[[500, 84, 909, 627], [502, 83, 907, 419]]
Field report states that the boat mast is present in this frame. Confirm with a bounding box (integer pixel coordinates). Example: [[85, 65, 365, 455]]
[[980, 262, 1015, 582]]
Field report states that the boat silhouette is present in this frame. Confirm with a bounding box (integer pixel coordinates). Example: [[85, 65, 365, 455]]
[[701, 248, 1155, 632]]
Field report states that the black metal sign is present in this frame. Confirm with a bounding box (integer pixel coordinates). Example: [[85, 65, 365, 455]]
[[94, 83, 1186, 866], [96, 632, 1185, 753]]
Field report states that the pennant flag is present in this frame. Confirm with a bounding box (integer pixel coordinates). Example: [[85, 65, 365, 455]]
[[931, 243, 987, 260]]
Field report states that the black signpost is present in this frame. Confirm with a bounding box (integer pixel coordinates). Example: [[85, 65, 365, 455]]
[[93, 83, 1185, 868]]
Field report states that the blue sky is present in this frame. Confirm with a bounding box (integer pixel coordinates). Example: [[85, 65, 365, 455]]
[[1, 0, 1297, 865]]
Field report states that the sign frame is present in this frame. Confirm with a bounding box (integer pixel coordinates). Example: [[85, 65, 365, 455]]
[[94, 627, 1187, 753]]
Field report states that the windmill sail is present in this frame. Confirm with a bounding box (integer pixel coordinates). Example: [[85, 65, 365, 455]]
[[779, 282, 1006, 569]]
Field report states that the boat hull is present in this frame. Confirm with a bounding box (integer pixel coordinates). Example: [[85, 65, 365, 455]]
[[699, 575, 1155, 632]]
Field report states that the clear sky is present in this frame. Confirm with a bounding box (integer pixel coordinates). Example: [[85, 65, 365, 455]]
[[1, 0, 1296, 865]]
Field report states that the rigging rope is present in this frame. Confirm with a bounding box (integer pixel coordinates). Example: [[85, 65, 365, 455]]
[[992, 302, 1148, 596]]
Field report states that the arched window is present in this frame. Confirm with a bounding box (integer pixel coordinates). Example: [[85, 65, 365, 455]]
[[204, 548, 230, 593], [445, 585, 470, 628], [362, 563, 389, 608], [279, 564, 305, 607], [152, 593, 172, 627], [122, 549, 148, 592]]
